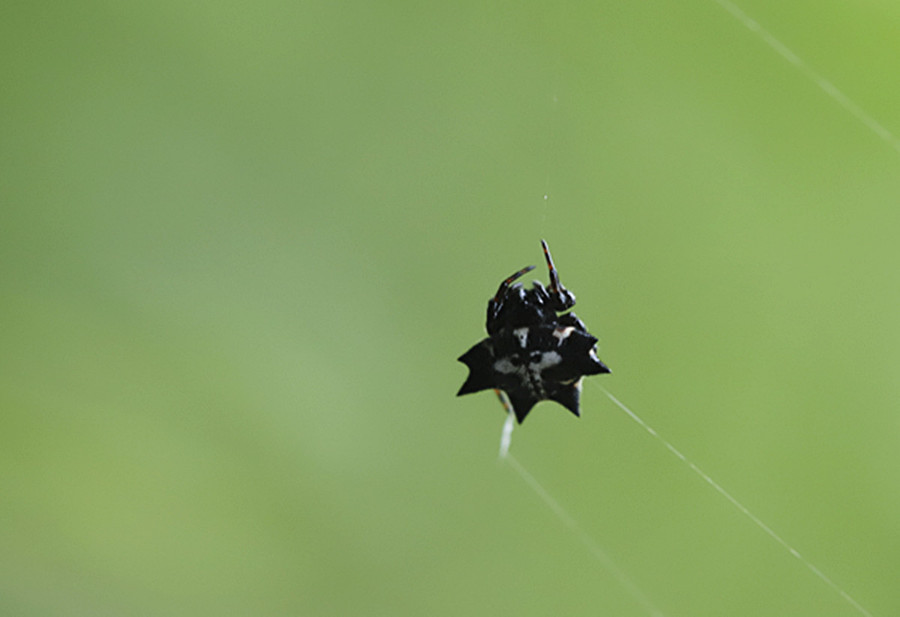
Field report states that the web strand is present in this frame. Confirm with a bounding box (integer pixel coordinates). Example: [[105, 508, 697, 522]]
[[504, 453, 666, 617], [494, 389, 517, 458], [712, 0, 900, 155], [510, 7, 885, 612], [596, 384, 874, 617]]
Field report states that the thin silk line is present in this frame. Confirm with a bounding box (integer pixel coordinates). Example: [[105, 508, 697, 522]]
[[713, 0, 900, 155], [598, 385, 874, 617], [504, 453, 666, 617], [499, 406, 515, 458]]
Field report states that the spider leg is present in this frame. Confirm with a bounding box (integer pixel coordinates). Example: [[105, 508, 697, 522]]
[[540, 239, 576, 311], [494, 265, 537, 301], [486, 264, 535, 334], [494, 388, 514, 414]]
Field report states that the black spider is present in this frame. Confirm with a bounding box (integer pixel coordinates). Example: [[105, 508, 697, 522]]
[[457, 240, 611, 423]]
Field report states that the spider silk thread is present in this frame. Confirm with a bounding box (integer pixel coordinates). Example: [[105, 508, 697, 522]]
[[504, 452, 666, 617], [504, 6, 882, 615], [713, 0, 900, 155], [595, 383, 875, 617]]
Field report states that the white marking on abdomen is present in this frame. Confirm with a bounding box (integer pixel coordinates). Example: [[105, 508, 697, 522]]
[[552, 327, 574, 344], [513, 327, 529, 348], [530, 351, 562, 371], [493, 358, 519, 375]]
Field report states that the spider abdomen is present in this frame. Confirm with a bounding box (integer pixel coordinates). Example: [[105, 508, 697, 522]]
[[458, 324, 609, 423], [457, 240, 611, 423]]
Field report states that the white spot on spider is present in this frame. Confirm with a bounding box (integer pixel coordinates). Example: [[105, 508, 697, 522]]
[[530, 351, 562, 371], [513, 327, 529, 348], [552, 327, 575, 345], [525, 352, 562, 399], [493, 358, 520, 375]]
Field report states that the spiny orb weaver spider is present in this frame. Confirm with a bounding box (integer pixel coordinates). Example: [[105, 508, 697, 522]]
[[457, 240, 611, 423]]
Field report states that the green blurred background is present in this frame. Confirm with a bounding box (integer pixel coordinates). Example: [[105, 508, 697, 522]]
[[2, 1, 899, 615]]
